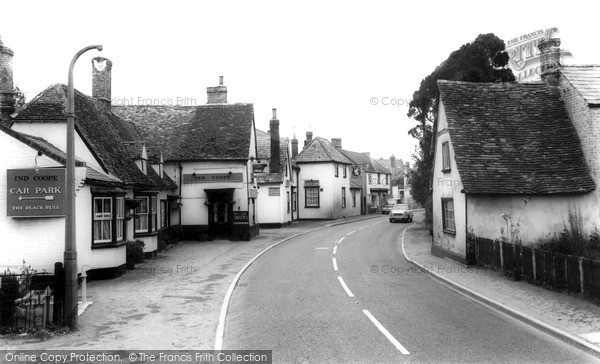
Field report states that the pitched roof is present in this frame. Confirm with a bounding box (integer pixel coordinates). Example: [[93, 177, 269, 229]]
[[0, 124, 123, 186], [341, 149, 390, 174], [11, 84, 161, 188], [437, 80, 595, 194], [113, 103, 255, 161], [560, 65, 600, 105], [255, 129, 289, 183], [296, 137, 353, 164]]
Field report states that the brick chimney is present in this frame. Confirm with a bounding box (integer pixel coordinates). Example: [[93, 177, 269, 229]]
[[270, 108, 280, 173], [390, 154, 396, 175], [331, 138, 342, 150], [291, 133, 298, 159], [0, 35, 15, 121], [304, 131, 313, 147], [538, 38, 561, 87], [207, 76, 227, 104], [92, 57, 112, 110]]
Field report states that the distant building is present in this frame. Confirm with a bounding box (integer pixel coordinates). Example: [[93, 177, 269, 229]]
[[254, 109, 296, 227], [294, 133, 359, 219]]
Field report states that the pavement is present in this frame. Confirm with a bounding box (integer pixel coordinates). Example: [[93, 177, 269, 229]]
[[0, 214, 380, 350], [401, 216, 600, 358]]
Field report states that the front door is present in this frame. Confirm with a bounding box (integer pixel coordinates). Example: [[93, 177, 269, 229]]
[[207, 190, 233, 239]]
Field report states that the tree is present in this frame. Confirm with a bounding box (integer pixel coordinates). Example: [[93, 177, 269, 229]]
[[406, 33, 515, 225], [13, 85, 26, 109]]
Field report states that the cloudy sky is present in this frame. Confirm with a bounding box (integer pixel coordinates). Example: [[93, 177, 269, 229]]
[[1, 0, 597, 164]]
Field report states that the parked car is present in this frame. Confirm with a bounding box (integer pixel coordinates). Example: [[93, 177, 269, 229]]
[[389, 203, 413, 222], [381, 204, 394, 214]]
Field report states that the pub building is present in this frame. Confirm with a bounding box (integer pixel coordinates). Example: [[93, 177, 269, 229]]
[[113, 76, 260, 241], [0, 38, 177, 278]]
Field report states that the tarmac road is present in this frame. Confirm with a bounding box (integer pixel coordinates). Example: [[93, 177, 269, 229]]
[[224, 214, 600, 363]]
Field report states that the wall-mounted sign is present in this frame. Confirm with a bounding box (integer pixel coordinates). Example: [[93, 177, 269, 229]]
[[505, 27, 571, 82], [304, 180, 320, 187], [7, 168, 66, 217], [249, 188, 258, 198], [233, 211, 249, 223], [268, 187, 280, 196], [183, 172, 243, 184]]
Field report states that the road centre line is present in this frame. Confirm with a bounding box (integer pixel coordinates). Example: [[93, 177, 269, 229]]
[[337, 237, 345, 244], [332, 257, 338, 271], [363, 310, 410, 355], [359, 226, 368, 230], [337, 276, 355, 297], [333, 245, 338, 255], [372, 221, 382, 226], [347, 230, 356, 236], [314, 247, 329, 250]]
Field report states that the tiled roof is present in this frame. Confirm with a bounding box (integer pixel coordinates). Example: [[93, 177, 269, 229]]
[[438, 80, 595, 194], [560, 65, 600, 105], [113, 103, 255, 161], [341, 149, 390, 174], [296, 137, 353, 164], [0, 124, 123, 186], [11, 84, 162, 189], [255, 129, 289, 183]]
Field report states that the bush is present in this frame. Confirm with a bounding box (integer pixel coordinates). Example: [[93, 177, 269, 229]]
[[126, 240, 145, 270], [539, 228, 600, 261], [424, 195, 433, 234]]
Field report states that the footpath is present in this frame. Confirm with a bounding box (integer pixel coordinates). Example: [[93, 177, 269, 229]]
[[0, 215, 379, 350], [402, 218, 600, 358]]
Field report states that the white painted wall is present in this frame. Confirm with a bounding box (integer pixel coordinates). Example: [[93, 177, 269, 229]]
[[432, 101, 467, 257], [0, 131, 124, 273]]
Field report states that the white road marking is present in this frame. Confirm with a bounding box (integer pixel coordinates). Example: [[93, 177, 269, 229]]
[[372, 221, 382, 226], [338, 276, 354, 297], [363, 310, 410, 355], [332, 257, 338, 271], [359, 226, 368, 230], [314, 247, 329, 250], [337, 237, 345, 244], [347, 230, 356, 236], [333, 245, 338, 255]]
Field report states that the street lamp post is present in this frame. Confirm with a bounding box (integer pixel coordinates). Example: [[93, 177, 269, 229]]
[[64, 44, 102, 329]]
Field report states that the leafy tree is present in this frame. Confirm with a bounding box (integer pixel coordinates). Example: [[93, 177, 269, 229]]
[[13, 85, 26, 109], [406, 33, 515, 217]]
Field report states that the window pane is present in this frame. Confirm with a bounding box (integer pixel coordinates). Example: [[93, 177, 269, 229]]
[[93, 221, 101, 240], [94, 198, 102, 214], [102, 220, 111, 240], [117, 197, 124, 218]]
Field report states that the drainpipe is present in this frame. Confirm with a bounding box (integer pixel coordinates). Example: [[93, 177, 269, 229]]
[[178, 163, 183, 225]]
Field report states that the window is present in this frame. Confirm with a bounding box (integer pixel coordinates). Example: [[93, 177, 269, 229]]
[[285, 164, 289, 177], [335, 163, 339, 177], [116, 197, 124, 241], [93, 195, 125, 245], [442, 199, 456, 233], [160, 200, 167, 228], [352, 189, 357, 207], [93, 197, 112, 243], [151, 196, 157, 231], [377, 173, 381, 184], [343, 165, 347, 178], [342, 187, 346, 208], [287, 192, 290, 213], [305, 187, 320, 207], [135, 197, 149, 233], [442, 142, 451, 171]]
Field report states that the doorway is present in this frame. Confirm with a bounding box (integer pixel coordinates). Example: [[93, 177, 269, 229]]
[[206, 189, 234, 239]]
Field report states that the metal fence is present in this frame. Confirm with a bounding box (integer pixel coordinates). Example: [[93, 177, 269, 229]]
[[468, 235, 600, 303], [0, 262, 64, 331]]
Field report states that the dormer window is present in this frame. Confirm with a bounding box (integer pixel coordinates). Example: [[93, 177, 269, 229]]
[[141, 159, 147, 175], [442, 142, 451, 172]]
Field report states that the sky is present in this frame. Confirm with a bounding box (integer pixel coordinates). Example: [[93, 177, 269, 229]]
[[0, 0, 597, 165]]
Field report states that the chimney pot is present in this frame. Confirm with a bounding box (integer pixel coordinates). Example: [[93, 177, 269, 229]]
[[291, 136, 299, 159], [207, 76, 228, 104], [272, 108, 277, 119]]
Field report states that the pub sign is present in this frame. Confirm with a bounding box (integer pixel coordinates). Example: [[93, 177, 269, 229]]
[[7, 168, 66, 217]]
